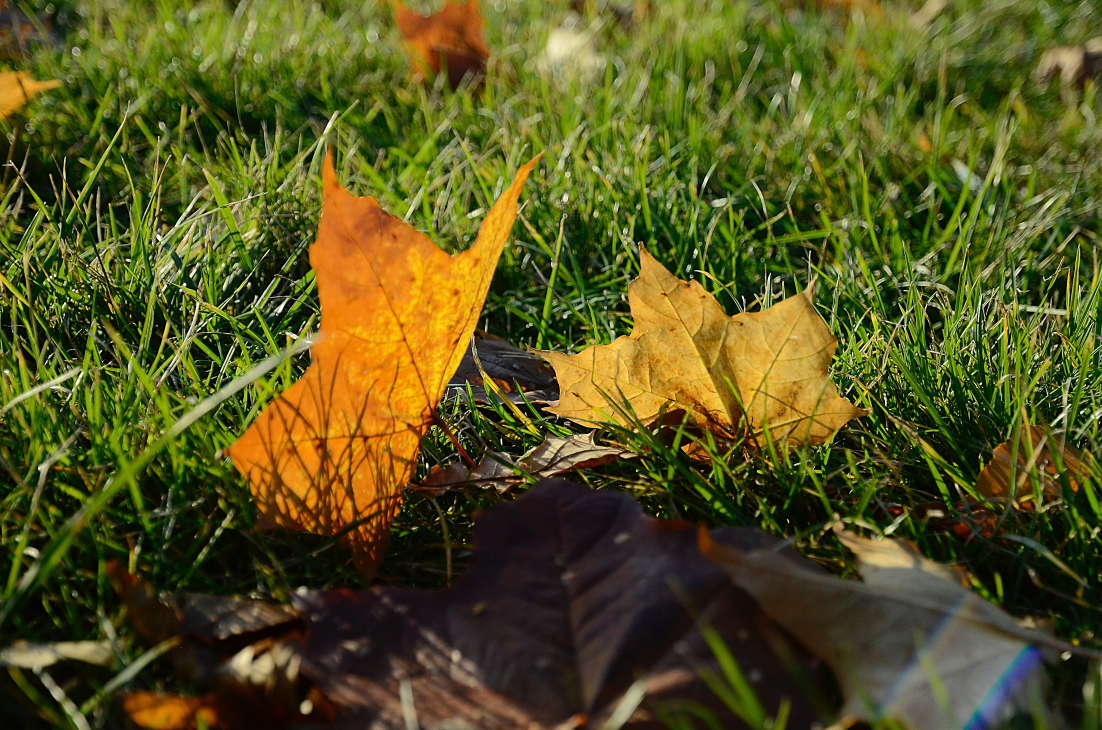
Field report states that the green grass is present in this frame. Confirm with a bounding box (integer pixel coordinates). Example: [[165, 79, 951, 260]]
[[3, 0, 1102, 726]]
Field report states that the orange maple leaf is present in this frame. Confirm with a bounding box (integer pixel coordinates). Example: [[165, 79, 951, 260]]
[[395, 0, 491, 88], [228, 151, 537, 579]]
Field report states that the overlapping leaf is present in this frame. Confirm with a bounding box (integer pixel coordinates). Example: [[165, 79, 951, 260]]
[[1035, 38, 1102, 87], [115, 480, 827, 730], [445, 334, 559, 404], [228, 152, 536, 578], [414, 432, 635, 494], [702, 526, 1067, 730], [539, 248, 865, 448], [975, 424, 1093, 505]]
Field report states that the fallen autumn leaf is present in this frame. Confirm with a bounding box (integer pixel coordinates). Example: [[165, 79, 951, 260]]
[[539, 247, 866, 449], [0, 640, 113, 669], [122, 692, 224, 730], [116, 480, 830, 730], [227, 150, 537, 579], [701, 525, 1068, 730], [414, 432, 635, 494], [974, 424, 1092, 505], [0, 70, 59, 120], [444, 334, 559, 404], [395, 0, 491, 88], [1034, 38, 1102, 88]]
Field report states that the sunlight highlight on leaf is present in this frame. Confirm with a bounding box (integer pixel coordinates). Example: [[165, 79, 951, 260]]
[[228, 150, 537, 578]]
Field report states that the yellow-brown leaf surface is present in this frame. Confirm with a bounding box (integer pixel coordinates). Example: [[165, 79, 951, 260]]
[[539, 248, 864, 447], [395, 0, 490, 86], [228, 151, 536, 578], [0, 71, 59, 119]]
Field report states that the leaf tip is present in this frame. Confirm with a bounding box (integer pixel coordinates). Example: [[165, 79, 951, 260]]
[[322, 147, 339, 193]]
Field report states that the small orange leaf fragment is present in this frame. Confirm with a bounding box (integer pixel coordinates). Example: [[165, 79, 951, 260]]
[[0, 71, 60, 120], [228, 151, 537, 579], [395, 0, 490, 87], [122, 692, 223, 730], [975, 424, 1092, 505], [916, 129, 933, 154]]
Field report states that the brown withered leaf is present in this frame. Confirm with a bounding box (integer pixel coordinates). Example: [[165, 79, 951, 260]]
[[539, 248, 865, 448], [120, 481, 828, 729], [701, 526, 1066, 730], [110, 567, 331, 729], [227, 152, 536, 579], [108, 560, 304, 702], [109, 560, 296, 651], [413, 432, 635, 495], [106, 560, 181, 646], [0, 70, 59, 120], [445, 334, 559, 404], [291, 478, 826, 729], [172, 594, 299, 645], [883, 500, 999, 542], [974, 424, 1093, 505], [395, 0, 490, 88]]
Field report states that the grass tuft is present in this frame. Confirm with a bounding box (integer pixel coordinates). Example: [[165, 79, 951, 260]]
[[3, 0, 1102, 726]]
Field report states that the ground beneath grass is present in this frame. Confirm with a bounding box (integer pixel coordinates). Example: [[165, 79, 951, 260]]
[[3, 0, 1102, 727]]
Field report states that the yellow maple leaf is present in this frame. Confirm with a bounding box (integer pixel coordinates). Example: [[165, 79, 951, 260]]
[[0, 71, 60, 120], [229, 151, 537, 579], [539, 248, 865, 447]]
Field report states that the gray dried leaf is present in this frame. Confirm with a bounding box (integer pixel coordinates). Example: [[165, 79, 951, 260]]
[[412, 433, 635, 495], [702, 526, 1068, 730]]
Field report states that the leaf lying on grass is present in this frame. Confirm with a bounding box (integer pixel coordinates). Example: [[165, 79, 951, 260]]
[[0, 70, 59, 119], [115, 481, 1085, 729], [701, 525, 1070, 730], [111, 562, 330, 730], [974, 424, 1093, 506], [227, 151, 537, 579], [395, 0, 491, 88], [115, 479, 827, 730], [413, 432, 636, 494], [445, 334, 559, 404], [539, 247, 865, 449]]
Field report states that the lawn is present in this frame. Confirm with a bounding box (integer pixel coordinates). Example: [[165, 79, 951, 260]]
[[2, 0, 1102, 727]]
